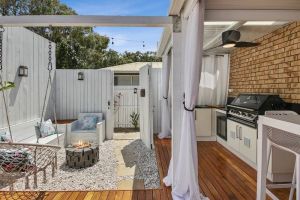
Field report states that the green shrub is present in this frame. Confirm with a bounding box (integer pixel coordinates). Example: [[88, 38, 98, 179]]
[[130, 112, 139, 129]]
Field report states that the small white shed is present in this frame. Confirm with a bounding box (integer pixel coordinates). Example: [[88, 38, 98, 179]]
[[107, 62, 162, 134]]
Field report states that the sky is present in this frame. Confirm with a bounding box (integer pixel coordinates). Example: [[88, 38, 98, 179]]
[[60, 0, 171, 53]]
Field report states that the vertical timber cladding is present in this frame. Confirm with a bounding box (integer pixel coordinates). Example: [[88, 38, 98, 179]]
[[55, 69, 114, 120], [0, 27, 55, 128], [229, 22, 300, 103]]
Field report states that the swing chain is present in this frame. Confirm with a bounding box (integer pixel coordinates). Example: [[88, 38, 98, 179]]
[[0, 25, 4, 71], [48, 41, 52, 71], [47, 26, 53, 71]]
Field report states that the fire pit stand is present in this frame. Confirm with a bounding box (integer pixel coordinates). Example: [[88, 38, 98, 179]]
[[65, 145, 99, 169]]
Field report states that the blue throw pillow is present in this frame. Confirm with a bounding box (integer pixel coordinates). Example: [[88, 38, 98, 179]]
[[79, 116, 98, 130]]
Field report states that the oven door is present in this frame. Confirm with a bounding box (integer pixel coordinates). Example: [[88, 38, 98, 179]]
[[217, 116, 227, 141]]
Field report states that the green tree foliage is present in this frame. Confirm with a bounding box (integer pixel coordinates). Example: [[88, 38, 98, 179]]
[[0, 0, 162, 69]]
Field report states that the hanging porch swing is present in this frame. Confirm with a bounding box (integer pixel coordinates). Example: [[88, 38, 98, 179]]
[[0, 26, 61, 190]]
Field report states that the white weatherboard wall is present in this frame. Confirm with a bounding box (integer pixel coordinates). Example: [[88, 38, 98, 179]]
[[151, 68, 162, 134], [55, 69, 113, 119], [0, 27, 56, 129], [55, 69, 114, 138]]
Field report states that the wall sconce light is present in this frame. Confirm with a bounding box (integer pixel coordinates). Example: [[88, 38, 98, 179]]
[[78, 72, 84, 80], [134, 88, 137, 94], [18, 66, 28, 77]]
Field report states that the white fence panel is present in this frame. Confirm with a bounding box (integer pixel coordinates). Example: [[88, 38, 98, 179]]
[[151, 68, 162, 134], [55, 69, 114, 139], [139, 65, 153, 148], [55, 69, 113, 119], [114, 86, 139, 128], [0, 27, 55, 129]]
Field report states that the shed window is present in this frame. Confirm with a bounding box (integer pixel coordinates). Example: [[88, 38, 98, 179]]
[[114, 74, 139, 86]]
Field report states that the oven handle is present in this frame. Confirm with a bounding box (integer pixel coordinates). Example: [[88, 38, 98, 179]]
[[236, 125, 239, 139], [239, 127, 242, 140]]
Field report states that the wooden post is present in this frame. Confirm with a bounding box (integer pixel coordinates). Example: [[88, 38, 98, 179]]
[[105, 71, 114, 140], [171, 16, 184, 188]]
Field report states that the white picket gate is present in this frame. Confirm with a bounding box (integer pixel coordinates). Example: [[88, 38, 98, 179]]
[[114, 86, 139, 128], [113, 69, 162, 133]]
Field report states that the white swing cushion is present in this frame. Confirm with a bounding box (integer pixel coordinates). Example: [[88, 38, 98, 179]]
[[36, 119, 56, 138]]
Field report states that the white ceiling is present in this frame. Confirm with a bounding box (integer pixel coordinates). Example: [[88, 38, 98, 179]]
[[205, 0, 300, 10], [203, 21, 287, 54]]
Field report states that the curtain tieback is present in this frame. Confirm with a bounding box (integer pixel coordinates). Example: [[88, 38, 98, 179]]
[[163, 96, 168, 100], [183, 101, 195, 112]]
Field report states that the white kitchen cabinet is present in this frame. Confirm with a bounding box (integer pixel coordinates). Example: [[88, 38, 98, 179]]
[[227, 119, 257, 164], [195, 108, 212, 138], [239, 123, 257, 164], [227, 119, 240, 151]]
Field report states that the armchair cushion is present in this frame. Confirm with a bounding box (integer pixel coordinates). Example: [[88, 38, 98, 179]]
[[78, 113, 103, 122], [78, 116, 98, 130]]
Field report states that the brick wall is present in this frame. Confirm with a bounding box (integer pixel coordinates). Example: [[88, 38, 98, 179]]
[[229, 22, 300, 103]]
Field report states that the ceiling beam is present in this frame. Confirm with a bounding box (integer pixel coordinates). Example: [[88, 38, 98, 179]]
[[169, 0, 186, 16], [205, 10, 300, 21], [157, 27, 172, 56], [0, 15, 173, 27]]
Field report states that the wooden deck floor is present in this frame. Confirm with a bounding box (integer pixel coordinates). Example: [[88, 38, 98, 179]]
[[0, 137, 291, 200]]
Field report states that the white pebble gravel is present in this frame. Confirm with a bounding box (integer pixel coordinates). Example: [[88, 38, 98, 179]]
[[0, 137, 160, 191]]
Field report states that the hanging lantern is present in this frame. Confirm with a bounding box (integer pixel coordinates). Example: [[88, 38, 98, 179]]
[[78, 72, 84, 81], [18, 66, 28, 77]]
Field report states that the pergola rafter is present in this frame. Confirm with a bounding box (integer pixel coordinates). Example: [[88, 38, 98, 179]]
[[0, 15, 173, 27]]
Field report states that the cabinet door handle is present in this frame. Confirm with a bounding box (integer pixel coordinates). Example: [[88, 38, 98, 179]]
[[236, 125, 239, 139], [239, 127, 242, 140]]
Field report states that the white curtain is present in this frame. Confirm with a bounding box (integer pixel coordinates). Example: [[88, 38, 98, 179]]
[[158, 53, 171, 139], [165, 1, 208, 199], [198, 55, 230, 106]]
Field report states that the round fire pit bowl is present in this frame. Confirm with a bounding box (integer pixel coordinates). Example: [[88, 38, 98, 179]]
[[65, 145, 99, 169]]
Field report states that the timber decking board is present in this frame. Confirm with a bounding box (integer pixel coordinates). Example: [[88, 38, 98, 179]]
[[0, 137, 292, 200]]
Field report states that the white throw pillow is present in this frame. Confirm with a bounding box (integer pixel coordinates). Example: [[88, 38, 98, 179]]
[[0, 131, 12, 142], [39, 119, 56, 138]]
